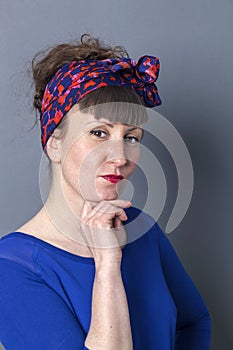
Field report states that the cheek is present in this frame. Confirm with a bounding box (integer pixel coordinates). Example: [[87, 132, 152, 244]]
[[61, 141, 103, 187], [126, 147, 140, 170], [63, 138, 93, 167], [78, 146, 104, 177], [74, 146, 106, 201], [61, 142, 83, 186]]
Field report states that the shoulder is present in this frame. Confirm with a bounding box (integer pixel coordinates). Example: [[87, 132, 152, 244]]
[[124, 205, 164, 244], [0, 232, 39, 273], [124, 205, 156, 227]]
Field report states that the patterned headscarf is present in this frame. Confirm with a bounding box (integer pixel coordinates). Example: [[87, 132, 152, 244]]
[[40, 55, 162, 149]]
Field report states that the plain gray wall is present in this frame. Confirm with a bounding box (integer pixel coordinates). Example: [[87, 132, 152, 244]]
[[0, 0, 232, 349]]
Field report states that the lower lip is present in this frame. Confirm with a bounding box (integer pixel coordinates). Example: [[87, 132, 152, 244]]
[[101, 176, 122, 184]]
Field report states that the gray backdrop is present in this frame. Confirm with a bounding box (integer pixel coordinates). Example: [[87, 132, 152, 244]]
[[0, 0, 232, 349]]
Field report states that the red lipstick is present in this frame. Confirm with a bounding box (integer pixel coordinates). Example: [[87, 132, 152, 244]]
[[101, 174, 124, 184]]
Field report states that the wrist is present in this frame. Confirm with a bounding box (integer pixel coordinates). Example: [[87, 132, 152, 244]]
[[95, 259, 122, 277]]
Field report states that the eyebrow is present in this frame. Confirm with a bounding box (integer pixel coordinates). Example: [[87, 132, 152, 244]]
[[86, 121, 142, 132]]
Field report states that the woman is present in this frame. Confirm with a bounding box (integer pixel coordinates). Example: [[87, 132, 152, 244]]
[[0, 34, 211, 349]]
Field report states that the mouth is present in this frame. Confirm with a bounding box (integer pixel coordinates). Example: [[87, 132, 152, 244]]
[[101, 175, 124, 184]]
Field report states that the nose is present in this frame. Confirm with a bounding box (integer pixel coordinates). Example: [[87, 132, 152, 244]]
[[107, 140, 128, 167], [110, 156, 127, 167]]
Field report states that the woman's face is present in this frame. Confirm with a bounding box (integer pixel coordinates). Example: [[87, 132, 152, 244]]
[[57, 107, 143, 203]]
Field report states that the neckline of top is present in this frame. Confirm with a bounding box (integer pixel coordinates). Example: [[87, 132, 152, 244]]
[[1, 231, 130, 265]]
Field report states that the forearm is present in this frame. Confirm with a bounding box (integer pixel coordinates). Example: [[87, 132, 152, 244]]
[[84, 264, 133, 350]]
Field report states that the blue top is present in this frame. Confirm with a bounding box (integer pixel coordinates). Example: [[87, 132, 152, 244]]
[[0, 206, 211, 350]]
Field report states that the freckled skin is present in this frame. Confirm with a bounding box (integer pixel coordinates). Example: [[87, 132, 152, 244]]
[[59, 110, 143, 205]]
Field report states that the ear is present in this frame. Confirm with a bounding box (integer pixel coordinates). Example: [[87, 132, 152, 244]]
[[46, 134, 62, 163]]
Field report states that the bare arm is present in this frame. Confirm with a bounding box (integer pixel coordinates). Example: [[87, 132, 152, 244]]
[[85, 262, 133, 350], [79, 200, 133, 350]]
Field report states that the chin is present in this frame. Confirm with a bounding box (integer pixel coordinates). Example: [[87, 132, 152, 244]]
[[95, 189, 119, 201]]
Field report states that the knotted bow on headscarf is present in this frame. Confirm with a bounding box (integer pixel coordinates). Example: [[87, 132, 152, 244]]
[[40, 55, 162, 150]]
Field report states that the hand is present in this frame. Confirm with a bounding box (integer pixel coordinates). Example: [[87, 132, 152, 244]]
[[78, 199, 132, 266]]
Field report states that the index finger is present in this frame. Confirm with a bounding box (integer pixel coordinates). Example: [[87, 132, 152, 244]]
[[80, 200, 93, 219], [103, 199, 132, 208]]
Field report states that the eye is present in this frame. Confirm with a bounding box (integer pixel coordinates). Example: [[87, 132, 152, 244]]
[[90, 129, 107, 138], [124, 135, 140, 144]]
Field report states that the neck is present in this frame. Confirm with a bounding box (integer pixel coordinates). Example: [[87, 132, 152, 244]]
[[41, 169, 89, 247]]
